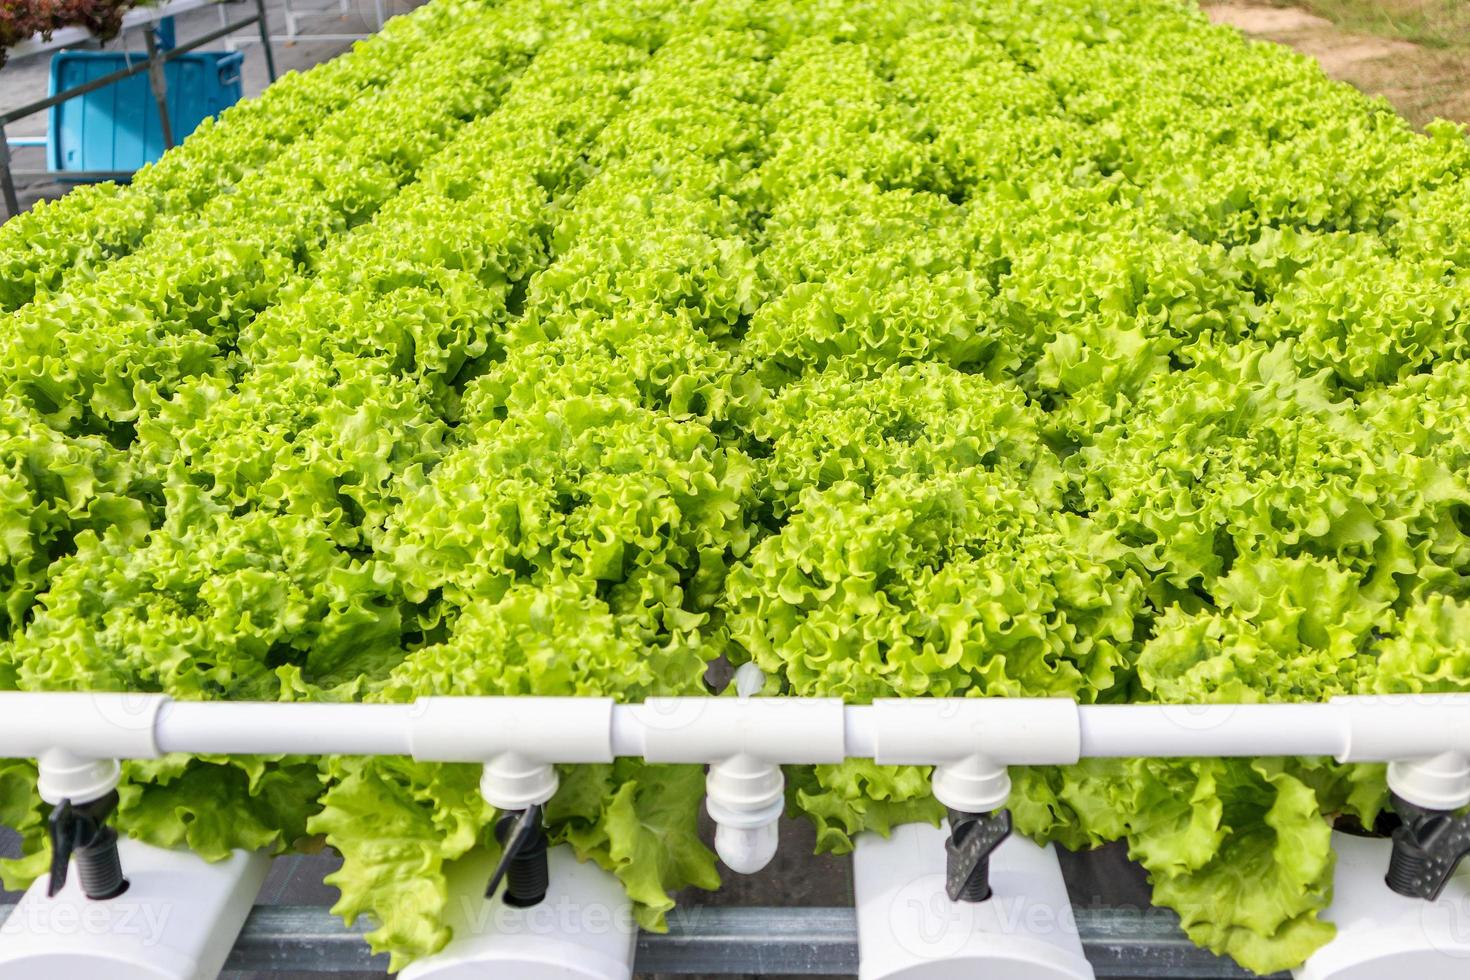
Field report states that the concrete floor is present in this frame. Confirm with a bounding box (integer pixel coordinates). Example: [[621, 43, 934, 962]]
[[0, 0, 428, 220]]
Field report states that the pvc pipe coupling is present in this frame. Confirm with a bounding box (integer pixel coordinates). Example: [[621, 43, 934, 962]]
[[1334, 697, 1470, 811], [409, 697, 618, 812], [2, 692, 167, 764], [8, 692, 167, 805], [860, 698, 1082, 812]]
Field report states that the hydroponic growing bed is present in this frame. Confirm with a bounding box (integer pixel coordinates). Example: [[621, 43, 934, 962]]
[[1, 0, 1469, 976]]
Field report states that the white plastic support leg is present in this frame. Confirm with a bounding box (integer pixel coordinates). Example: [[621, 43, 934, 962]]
[[0, 839, 268, 980], [401, 844, 636, 980], [855, 822, 1094, 980], [1295, 831, 1470, 980]]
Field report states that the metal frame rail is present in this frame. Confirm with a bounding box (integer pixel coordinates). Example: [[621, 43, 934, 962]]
[[282, 0, 386, 43], [222, 0, 389, 46], [0, 902, 1282, 978], [0, 0, 278, 218]]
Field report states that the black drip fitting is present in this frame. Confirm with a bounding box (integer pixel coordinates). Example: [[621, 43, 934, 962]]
[[47, 791, 127, 900], [486, 803, 549, 908], [1385, 793, 1470, 901], [945, 807, 1012, 903]]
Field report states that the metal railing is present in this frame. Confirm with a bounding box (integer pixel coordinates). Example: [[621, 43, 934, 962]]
[[0, 0, 277, 218]]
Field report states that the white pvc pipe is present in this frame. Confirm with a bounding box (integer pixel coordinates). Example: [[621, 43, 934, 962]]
[[623, 697, 847, 764], [1077, 704, 1343, 758], [0, 692, 166, 759], [1076, 699, 1470, 762], [1333, 696, 1470, 762], [0, 693, 1467, 767], [410, 697, 615, 763], [854, 824, 1094, 980], [609, 703, 644, 757], [844, 705, 878, 759], [0, 839, 271, 980], [156, 702, 417, 756], [1297, 831, 1470, 980], [871, 698, 1081, 765]]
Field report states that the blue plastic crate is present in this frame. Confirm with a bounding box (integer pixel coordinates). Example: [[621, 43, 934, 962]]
[[48, 48, 243, 176]]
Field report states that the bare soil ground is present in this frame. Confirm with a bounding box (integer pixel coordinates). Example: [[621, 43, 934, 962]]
[[1203, 2, 1470, 127]]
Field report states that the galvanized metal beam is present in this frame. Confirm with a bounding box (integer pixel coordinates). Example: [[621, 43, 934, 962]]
[[636, 906, 860, 975], [0, 902, 1286, 977]]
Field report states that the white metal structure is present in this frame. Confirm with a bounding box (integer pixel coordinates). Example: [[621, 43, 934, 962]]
[[401, 846, 636, 980], [279, 0, 384, 43], [854, 824, 1093, 980], [1296, 832, 1470, 980], [0, 841, 268, 980]]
